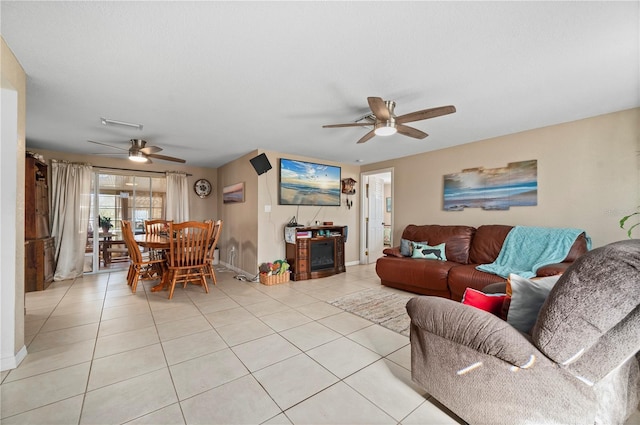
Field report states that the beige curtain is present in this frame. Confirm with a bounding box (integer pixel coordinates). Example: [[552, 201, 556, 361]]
[[50, 160, 92, 280], [166, 172, 189, 222]]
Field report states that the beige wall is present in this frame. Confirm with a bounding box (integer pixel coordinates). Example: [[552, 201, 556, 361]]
[[256, 150, 360, 268], [28, 149, 218, 223], [2, 37, 27, 368], [216, 150, 361, 276], [363, 108, 640, 248], [217, 151, 259, 274]]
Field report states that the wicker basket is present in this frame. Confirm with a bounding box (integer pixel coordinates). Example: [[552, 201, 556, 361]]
[[259, 271, 290, 286]]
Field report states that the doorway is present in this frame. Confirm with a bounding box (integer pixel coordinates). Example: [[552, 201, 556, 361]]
[[359, 168, 393, 264]]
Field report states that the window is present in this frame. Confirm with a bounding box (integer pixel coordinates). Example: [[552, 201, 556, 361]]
[[87, 172, 166, 272], [95, 174, 166, 233]]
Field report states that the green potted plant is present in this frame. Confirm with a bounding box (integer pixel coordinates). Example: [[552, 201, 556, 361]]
[[99, 215, 113, 233], [620, 206, 639, 238]]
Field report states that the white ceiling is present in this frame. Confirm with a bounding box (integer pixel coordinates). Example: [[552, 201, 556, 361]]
[[2, 1, 638, 168]]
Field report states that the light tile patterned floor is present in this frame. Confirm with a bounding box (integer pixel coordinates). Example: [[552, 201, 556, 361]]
[[1, 263, 463, 424], [5, 263, 636, 424]]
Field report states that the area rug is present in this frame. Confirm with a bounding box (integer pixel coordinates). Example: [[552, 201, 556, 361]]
[[329, 288, 415, 336]]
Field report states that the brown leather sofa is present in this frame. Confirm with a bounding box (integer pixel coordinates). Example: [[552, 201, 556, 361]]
[[376, 224, 589, 301]]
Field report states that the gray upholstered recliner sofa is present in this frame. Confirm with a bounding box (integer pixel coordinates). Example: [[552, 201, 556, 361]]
[[406, 239, 640, 424]]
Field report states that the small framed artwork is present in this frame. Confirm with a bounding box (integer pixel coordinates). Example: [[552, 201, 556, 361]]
[[223, 182, 245, 204], [386, 197, 392, 212]]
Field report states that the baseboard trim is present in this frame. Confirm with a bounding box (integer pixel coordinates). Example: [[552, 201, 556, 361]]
[[1, 344, 27, 372]]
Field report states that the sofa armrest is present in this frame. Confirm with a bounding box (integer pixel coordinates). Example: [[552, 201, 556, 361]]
[[407, 296, 543, 369], [383, 246, 403, 257], [536, 262, 572, 276]]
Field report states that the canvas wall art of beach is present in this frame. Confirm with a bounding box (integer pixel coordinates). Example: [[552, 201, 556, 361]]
[[443, 160, 537, 211]]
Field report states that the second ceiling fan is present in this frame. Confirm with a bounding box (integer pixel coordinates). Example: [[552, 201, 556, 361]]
[[323, 97, 456, 144], [88, 139, 186, 163]]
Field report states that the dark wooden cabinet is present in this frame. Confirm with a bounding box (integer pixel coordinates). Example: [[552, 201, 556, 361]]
[[285, 225, 346, 281], [25, 237, 55, 292], [25, 155, 55, 292], [25, 156, 50, 240]]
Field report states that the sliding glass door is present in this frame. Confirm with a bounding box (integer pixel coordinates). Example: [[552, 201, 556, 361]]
[[85, 172, 166, 273]]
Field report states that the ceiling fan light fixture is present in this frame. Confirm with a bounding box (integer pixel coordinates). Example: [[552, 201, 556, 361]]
[[323, 97, 455, 144], [374, 121, 397, 136], [128, 151, 148, 162], [100, 117, 143, 130]]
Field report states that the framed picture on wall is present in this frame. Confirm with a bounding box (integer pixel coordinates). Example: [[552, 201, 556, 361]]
[[386, 197, 391, 212], [223, 182, 245, 204]]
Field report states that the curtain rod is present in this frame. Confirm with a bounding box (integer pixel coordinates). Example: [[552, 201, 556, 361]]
[[95, 166, 192, 177]]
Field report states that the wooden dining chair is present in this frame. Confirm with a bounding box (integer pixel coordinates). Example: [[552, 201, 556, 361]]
[[144, 219, 172, 235], [121, 220, 165, 293], [144, 219, 172, 256], [166, 220, 214, 300], [205, 220, 223, 285]]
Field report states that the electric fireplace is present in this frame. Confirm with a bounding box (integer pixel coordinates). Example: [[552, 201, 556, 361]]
[[310, 240, 335, 271]]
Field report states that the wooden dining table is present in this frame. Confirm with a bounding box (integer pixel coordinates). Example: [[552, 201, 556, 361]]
[[99, 232, 128, 266], [134, 233, 171, 292]]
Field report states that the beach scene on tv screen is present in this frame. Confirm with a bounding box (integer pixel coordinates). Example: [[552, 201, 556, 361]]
[[280, 159, 341, 206]]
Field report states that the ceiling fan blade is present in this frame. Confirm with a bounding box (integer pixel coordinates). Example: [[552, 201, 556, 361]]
[[88, 140, 129, 151], [146, 153, 186, 163], [323, 122, 372, 128], [356, 130, 376, 144], [397, 124, 428, 139], [395, 105, 456, 124], [367, 97, 390, 120], [140, 145, 162, 154]]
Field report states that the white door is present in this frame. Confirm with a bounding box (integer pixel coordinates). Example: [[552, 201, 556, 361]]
[[367, 176, 385, 263]]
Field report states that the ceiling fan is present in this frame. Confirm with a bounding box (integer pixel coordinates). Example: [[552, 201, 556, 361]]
[[323, 97, 456, 144], [88, 139, 186, 163]]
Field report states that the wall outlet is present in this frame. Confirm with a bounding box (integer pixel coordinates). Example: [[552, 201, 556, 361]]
[[264, 204, 271, 212]]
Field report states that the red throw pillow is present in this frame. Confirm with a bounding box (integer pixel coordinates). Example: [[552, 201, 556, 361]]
[[461, 288, 508, 316]]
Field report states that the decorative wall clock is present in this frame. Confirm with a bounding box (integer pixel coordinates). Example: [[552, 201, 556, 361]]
[[194, 178, 212, 198]]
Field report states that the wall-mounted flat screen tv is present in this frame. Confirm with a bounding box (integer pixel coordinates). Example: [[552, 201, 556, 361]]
[[279, 158, 341, 206]]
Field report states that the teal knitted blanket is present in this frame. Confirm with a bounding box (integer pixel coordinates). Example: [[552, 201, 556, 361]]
[[476, 226, 590, 278]]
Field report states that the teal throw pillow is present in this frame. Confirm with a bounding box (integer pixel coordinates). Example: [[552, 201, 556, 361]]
[[411, 242, 447, 261]]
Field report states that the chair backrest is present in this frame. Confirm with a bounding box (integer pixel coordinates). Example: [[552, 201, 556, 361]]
[[207, 220, 223, 259], [532, 239, 640, 384], [145, 219, 172, 235], [121, 220, 142, 263], [168, 220, 213, 268]]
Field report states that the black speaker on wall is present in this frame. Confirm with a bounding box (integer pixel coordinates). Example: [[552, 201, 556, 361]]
[[249, 153, 272, 175]]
